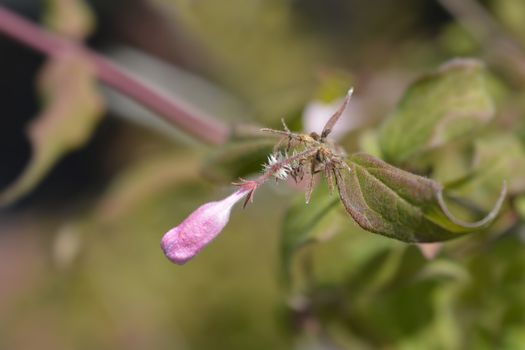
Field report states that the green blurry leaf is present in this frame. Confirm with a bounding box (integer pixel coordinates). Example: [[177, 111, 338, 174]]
[[43, 0, 95, 40], [395, 262, 466, 350], [429, 142, 472, 186], [379, 59, 494, 164], [0, 53, 104, 206], [472, 134, 525, 193], [305, 223, 399, 288], [358, 129, 383, 158], [280, 186, 339, 280], [459, 235, 525, 347], [202, 138, 275, 183], [448, 133, 525, 210], [347, 247, 438, 343], [334, 153, 506, 242]]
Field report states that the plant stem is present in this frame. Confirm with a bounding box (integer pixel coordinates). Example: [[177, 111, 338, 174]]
[[0, 5, 230, 145]]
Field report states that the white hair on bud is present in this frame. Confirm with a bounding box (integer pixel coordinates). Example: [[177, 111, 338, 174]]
[[263, 152, 291, 180]]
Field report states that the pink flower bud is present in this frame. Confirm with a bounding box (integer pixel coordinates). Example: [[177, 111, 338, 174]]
[[160, 188, 251, 264]]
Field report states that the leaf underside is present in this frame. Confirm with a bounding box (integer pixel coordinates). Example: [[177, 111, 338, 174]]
[[334, 153, 505, 243]]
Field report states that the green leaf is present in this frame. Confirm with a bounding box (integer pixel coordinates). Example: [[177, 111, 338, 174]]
[[280, 186, 340, 279], [379, 59, 494, 164], [428, 142, 472, 186], [447, 133, 525, 209], [0, 53, 104, 206], [358, 129, 383, 159], [334, 153, 506, 242]]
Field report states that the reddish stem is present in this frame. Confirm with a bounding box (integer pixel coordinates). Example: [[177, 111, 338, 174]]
[[0, 6, 230, 145]]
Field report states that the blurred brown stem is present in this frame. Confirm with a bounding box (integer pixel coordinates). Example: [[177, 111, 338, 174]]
[[0, 5, 229, 145], [437, 0, 525, 83]]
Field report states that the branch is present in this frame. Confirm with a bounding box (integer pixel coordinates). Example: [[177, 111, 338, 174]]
[[0, 5, 230, 145]]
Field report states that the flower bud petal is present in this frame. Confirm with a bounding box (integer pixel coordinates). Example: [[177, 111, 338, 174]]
[[161, 189, 248, 264]]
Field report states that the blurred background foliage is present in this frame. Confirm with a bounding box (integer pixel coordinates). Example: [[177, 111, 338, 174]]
[[2, 0, 525, 349]]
